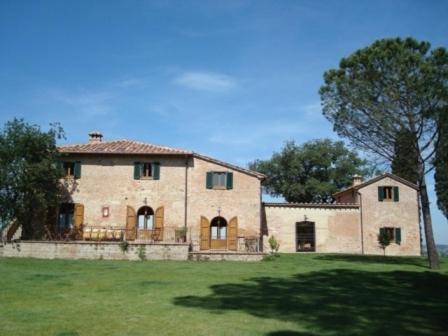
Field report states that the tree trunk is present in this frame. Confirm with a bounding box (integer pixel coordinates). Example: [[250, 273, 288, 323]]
[[419, 174, 440, 269]]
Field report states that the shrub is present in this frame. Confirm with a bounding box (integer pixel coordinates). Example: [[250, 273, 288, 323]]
[[268, 235, 280, 253], [119, 240, 129, 253]]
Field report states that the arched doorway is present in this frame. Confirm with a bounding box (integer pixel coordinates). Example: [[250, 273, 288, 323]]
[[210, 216, 227, 250], [296, 221, 315, 252], [137, 206, 154, 239], [134, 206, 164, 241], [137, 206, 154, 230]]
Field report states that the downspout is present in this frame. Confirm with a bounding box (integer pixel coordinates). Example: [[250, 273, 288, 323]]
[[184, 155, 189, 229], [358, 191, 364, 255]]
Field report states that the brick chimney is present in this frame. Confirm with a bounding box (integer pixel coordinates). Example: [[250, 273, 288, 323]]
[[352, 174, 363, 187], [88, 131, 103, 143]]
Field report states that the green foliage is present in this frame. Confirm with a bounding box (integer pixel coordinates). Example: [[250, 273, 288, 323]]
[[391, 129, 419, 184], [268, 235, 280, 253], [435, 111, 448, 219], [378, 230, 392, 256], [137, 245, 146, 261], [119, 240, 129, 253], [249, 139, 372, 203], [0, 118, 65, 239]]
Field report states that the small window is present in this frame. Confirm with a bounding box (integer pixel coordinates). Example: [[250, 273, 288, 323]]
[[206, 171, 233, 190], [60, 161, 81, 179], [384, 227, 395, 240], [378, 186, 399, 202], [63, 162, 75, 177], [142, 163, 152, 178], [379, 227, 402, 244], [134, 162, 160, 180], [384, 187, 393, 201]]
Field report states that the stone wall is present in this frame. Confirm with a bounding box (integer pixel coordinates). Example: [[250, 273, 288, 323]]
[[0, 241, 189, 260], [359, 177, 421, 256], [187, 156, 262, 251], [189, 251, 266, 262], [62, 154, 262, 251], [263, 204, 362, 253]]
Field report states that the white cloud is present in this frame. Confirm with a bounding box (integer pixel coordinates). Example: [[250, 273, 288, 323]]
[[174, 71, 237, 92]]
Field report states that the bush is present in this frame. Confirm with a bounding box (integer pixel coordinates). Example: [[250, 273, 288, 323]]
[[268, 235, 280, 253], [119, 240, 129, 253]]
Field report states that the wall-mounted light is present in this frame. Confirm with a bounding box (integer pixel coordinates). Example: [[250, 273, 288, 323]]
[[102, 206, 110, 218]]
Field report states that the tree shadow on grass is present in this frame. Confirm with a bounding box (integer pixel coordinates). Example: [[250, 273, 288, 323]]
[[314, 254, 429, 268], [174, 269, 448, 336]]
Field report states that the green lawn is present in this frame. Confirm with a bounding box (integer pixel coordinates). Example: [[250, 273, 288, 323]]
[[1, 254, 447, 336]]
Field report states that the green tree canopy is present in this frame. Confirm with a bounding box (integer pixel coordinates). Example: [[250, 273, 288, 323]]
[[391, 128, 419, 184], [435, 111, 448, 219], [0, 119, 64, 239], [319, 37, 448, 269], [249, 139, 372, 203]]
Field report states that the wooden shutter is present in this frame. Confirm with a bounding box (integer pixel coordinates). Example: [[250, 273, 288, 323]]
[[226, 172, 233, 190], [133, 162, 141, 180], [126, 206, 136, 241], [74, 203, 84, 239], [395, 228, 401, 244], [228, 217, 238, 251], [200, 216, 210, 250], [74, 161, 82, 179], [152, 162, 160, 180], [393, 187, 399, 202], [378, 187, 384, 201], [206, 172, 213, 189], [155, 206, 164, 241]]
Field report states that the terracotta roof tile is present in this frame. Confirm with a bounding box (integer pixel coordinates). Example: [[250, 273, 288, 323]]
[[58, 139, 192, 155]]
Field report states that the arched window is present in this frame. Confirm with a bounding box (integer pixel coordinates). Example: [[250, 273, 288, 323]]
[[137, 206, 154, 230], [210, 216, 227, 240]]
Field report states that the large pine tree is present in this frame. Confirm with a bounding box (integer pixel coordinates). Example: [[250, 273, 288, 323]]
[[320, 37, 448, 269]]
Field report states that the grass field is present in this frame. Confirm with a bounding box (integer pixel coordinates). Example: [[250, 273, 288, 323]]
[[1, 254, 447, 336]]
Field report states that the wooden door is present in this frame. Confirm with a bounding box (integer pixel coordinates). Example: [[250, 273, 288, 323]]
[[228, 217, 238, 251], [200, 216, 210, 250], [126, 206, 136, 241], [74, 203, 84, 240], [154, 206, 164, 241]]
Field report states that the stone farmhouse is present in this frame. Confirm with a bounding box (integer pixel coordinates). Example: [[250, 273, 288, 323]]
[[40, 132, 420, 257]]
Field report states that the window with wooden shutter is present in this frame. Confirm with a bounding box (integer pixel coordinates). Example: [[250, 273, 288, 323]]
[[395, 228, 401, 244], [393, 187, 399, 202], [206, 172, 213, 189], [379, 186, 394, 201], [134, 162, 141, 180], [378, 186, 384, 201], [134, 162, 160, 180], [74, 161, 81, 179], [226, 172, 233, 190], [152, 162, 160, 180], [207, 171, 233, 190], [62, 162, 75, 178]]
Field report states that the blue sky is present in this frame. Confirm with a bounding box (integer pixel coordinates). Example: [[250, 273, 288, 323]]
[[1, 0, 447, 244]]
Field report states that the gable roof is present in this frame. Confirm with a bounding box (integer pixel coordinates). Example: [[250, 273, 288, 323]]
[[58, 139, 192, 155], [58, 139, 265, 179], [334, 173, 418, 196], [193, 153, 265, 179]]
